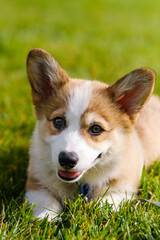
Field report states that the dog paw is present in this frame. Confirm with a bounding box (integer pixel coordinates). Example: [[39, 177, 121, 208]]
[[36, 210, 59, 221]]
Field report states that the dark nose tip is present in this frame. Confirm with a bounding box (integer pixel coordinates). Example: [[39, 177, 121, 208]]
[[59, 151, 79, 169]]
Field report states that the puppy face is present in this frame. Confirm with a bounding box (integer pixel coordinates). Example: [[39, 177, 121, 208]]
[[27, 48, 155, 183], [36, 80, 122, 183]]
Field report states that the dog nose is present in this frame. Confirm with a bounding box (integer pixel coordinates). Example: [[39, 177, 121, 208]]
[[59, 151, 79, 169]]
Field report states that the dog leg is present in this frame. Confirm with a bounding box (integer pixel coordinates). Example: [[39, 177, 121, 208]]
[[102, 191, 134, 210], [25, 189, 63, 221]]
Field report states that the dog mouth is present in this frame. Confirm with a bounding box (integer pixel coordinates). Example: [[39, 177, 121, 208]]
[[58, 170, 82, 181], [57, 153, 103, 181]]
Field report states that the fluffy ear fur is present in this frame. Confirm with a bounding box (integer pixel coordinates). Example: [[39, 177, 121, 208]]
[[108, 68, 155, 121], [27, 48, 69, 104]]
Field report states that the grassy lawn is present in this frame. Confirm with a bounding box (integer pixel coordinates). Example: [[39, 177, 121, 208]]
[[0, 0, 160, 239]]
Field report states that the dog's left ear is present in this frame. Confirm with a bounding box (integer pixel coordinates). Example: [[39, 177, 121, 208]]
[[27, 48, 69, 104], [108, 68, 155, 121]]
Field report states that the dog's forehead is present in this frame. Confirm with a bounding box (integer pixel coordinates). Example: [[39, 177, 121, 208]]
[[66, 80, 112, 128], [67, 81, 93, 118]]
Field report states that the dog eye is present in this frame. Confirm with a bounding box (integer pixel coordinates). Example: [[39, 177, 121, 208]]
[[53, 117, 66, 130], [89, 124, 104, 136]]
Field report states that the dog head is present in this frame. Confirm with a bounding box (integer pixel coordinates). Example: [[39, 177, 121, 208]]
[[27, 48, 155, 183]]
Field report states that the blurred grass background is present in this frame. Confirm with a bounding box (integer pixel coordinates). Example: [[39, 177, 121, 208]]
[[0, 0, 160, 238]]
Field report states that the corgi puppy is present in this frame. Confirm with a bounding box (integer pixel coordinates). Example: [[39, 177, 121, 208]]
[[25, 48, 160, 220]]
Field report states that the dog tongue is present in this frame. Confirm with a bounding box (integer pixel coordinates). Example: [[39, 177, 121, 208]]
[[58, 170, 80, 179]]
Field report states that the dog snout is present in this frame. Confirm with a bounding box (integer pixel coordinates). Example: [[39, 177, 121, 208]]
[[59, 151, 79, 169]]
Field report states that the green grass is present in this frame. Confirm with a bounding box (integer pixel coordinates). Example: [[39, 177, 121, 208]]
[[0, 0, 160, 239]]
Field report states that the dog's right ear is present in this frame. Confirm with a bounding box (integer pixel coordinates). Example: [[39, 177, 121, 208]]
[[108, 68, 155, 122], [27, 48, 69, 104]]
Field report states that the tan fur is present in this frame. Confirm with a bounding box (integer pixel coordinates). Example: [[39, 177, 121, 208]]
[[80, 85, 133, 147], [135, 95, 160, 167], [26, 175, 43, 191]]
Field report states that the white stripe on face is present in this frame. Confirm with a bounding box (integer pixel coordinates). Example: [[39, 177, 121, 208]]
[[67, 82, 92, 130]]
